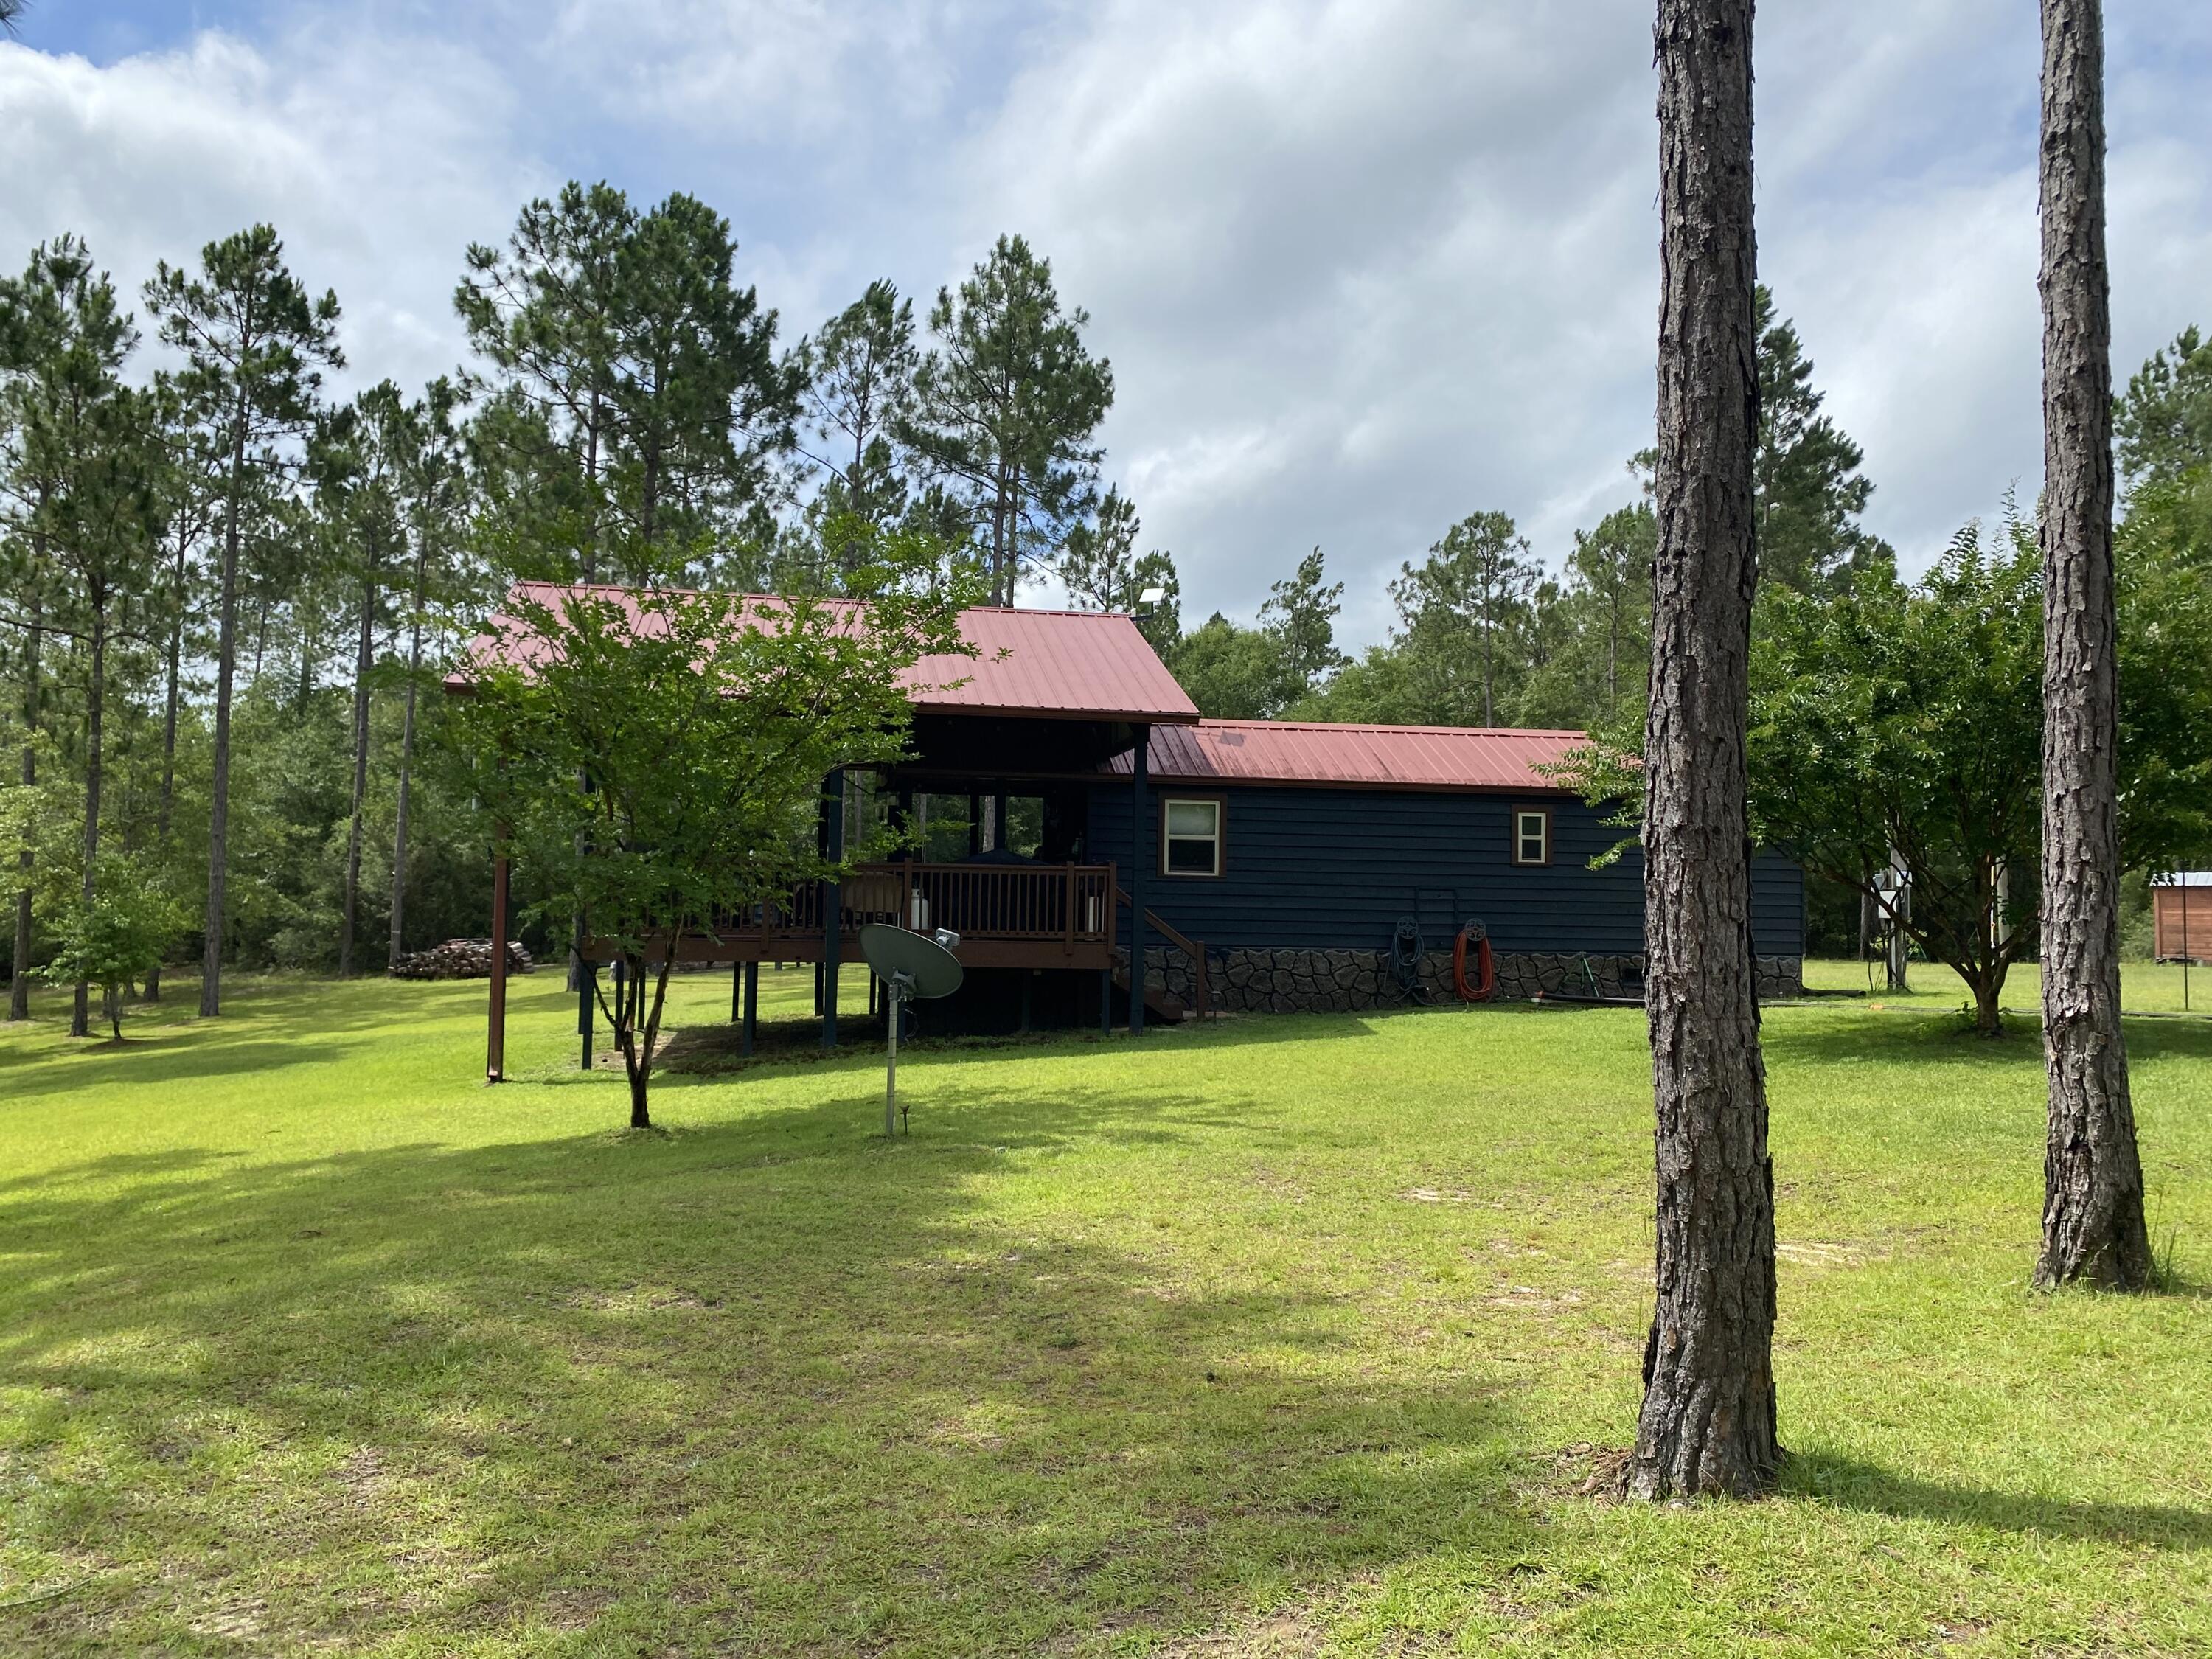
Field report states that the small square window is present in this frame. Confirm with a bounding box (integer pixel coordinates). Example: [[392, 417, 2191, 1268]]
[[1513, 809, 1551, 866], [1162, 798, 1223, 877]]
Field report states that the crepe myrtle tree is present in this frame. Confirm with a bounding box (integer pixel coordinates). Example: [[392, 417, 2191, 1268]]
[[454, 521, 977, 1129], [1551, 509, 2212, 1037]]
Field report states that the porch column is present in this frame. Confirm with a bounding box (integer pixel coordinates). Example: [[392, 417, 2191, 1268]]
[[969, 791, 983, 855], [822, 768, 844, 1049], [1129, 725, 1150, 1035], [487, 849, 510, 1082]]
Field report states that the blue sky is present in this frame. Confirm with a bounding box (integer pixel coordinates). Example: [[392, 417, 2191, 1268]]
[[4, 1, 2210, 647]]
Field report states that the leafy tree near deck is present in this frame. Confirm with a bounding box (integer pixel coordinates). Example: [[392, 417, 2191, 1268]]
[[145, 223, 341, 1018], [454, 529, 973, 1128]]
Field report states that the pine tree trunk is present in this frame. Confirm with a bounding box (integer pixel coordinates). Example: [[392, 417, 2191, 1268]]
[[389, 547, 427, 972], [8, 582, 39, 1023], [1618, 0, 1781, 1501], [72, 613, 106, 1039], [2034, 0, 2152, 1291], [339, 563, 375, 978], [146, 537, 187, 1005], [201, 388, 251, 1018]]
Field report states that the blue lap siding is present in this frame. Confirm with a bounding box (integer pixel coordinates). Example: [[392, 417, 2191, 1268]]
[[1085, 783, 1804, 958]]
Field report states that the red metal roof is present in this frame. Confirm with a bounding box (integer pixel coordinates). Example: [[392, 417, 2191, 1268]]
[[1105, 718, 1590, 793], [452, 582, 1199, 725]]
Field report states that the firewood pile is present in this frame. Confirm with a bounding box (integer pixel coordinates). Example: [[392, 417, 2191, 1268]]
[[390, 939, 535, 980]]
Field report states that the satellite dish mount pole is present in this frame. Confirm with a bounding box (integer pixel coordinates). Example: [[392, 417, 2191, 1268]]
[[886, 968, 914, 1135]]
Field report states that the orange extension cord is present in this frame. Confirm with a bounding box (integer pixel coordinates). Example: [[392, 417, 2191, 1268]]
[[1453, 923, 1496, 1001]]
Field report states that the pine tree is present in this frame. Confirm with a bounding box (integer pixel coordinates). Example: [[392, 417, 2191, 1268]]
[[1616, 0, 1781, 1500], [2034, 0, 2152, 1290], [1391, 511, 1537, 726], [457, 184, 630, 583], [1, 238, 162, 1034], [1259, 547, 1346, 697], [799, 279, 919, 545], [145, 224, 341, 1017], [389, 380, 465, 971], [141, 374, 224, 1003], [902, 236, 1113, 607], [599, 192, 798, 584], [1753, 286, 1892, 591]]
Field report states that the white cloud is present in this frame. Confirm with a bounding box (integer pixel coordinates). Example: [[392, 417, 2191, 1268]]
[[0, 23, 540, 397], [5, 0, 2210, 646]]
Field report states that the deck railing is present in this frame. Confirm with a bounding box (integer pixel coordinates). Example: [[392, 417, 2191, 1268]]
[[726, 862, 1118, 953]]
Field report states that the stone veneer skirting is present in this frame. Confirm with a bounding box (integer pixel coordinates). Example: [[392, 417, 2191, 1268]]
[[1124, 945, 1803, 1014]]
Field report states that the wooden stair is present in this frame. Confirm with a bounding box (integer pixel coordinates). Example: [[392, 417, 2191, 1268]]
[[1113, 886, 1208, 1023], [1112, 961, 1194, 1022]]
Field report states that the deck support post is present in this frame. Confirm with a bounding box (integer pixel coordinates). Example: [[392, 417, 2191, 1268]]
[[487, 850, 510, 1083], [822, 768, 844, 1050], [1129, 726, 1150, 1036], [742, 961, 758, 1056], [1099, 967, 1110, 1034], [578, 959, 594, 1071], [1020, 972, 1032, 1034]]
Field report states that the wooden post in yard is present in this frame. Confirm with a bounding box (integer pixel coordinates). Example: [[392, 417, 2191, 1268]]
[[487, 849, 510, 1084], [822, 768, 844, 1050]]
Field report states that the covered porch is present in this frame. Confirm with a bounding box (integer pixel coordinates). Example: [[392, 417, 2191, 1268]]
[[475, 595, 1207, 1082]]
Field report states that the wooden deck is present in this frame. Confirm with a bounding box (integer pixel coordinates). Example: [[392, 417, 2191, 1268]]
[[586, 861, 1121, 973]]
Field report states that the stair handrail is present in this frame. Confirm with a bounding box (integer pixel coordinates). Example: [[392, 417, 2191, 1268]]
[[1114, 885, 1209, 1020]]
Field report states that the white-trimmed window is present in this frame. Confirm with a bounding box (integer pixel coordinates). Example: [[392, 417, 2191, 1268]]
[[1512, 807, 1552, 867], [1161, 797, 1225, 877]]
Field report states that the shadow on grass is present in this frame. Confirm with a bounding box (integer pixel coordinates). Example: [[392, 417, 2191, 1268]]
[[0, 1077, 1533, 1652], [1761, 1004, 2212, 1070], [1790, 1453, 2212, 1551]]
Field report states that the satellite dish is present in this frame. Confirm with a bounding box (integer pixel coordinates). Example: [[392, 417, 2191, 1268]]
[[858, 924, 965, 1135]]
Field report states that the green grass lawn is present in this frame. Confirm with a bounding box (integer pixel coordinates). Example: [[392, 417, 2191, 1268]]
[[1, 961, 2208, 1655]]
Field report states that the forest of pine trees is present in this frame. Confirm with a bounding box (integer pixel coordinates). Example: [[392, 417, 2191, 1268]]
[[4, 178, 2209, 1009]]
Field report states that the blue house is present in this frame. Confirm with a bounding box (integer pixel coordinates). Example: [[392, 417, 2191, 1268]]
[[462, 588, 1806, 1068], [1082, 720, 1804, 1016]]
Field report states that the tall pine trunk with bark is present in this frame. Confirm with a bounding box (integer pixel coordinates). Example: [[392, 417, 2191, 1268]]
[[145, 526, 187, 1003], [389, 538, 428, 970], [2034, 0, 2152, 1290], [10, 584, 42, 1022], [201, 381, 251, 1018], [1616, 0, 1781, 1500], [70, 614, 107, 1037], [339, 551, 378, 977]]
